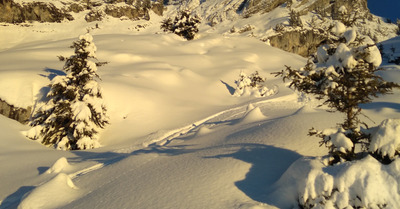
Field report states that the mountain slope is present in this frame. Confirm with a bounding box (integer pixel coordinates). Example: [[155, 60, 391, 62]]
[[1, 1, 400, 208]]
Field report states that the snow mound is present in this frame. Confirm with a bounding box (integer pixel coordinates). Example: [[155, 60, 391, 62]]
[[269, 156, 400, 208], [241, 106, 266, 123], [18, 173, 79, 209], [246, 103, 255, 112], [369, 119, 400, 159], [46, 157, 71, 174], [195, 126, 212, 136]]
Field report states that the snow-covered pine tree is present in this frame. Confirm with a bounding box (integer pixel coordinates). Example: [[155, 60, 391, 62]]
[[26, 34, 108, 150], [289, 9, 303, 28], [274, 28, 399, 164], [160, 9, 201, 40]]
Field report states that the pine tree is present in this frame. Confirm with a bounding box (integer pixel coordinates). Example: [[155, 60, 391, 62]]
[[274, 29, 399, 164], [289, 9, 303, 28], [26, 34, 108, 150], [161, 9, 201, 40]]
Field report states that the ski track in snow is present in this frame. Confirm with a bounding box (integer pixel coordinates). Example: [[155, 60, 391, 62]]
[[67, 93, 298, 181], [68, 163, 105, 180], [118, 93, 297, 152]]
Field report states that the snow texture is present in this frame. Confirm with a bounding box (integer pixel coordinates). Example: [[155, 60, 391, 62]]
[[18, 173, 79, 209], [370, 119, 400, 159], [0, 2, 399, 209], [272, 156, 400, 208], [322, 128, 353, 153], [46, 157, 71, 174]]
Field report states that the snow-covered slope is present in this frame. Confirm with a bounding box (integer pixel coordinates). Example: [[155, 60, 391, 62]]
[[1, 32, 400, 209], [1, 1, 400, 209]]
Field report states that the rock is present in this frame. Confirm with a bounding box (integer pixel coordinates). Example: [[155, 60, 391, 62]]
[[68, 3, 85, 13], [268, 30, 326, 57], [22, 2, 73, 22], [0, 99, 31, 124], [151, 0, 164, 16], [0, 0, 73, 23], [0, 0, 164, 23], [0, 0, 24, 23], [104, 4, 150, 20], [241, 0, 287, 18], [85, 9, 105, 22]]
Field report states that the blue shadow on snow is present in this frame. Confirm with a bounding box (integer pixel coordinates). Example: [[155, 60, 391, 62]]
[[206, 143, 301, 206], [359, 102, 400, 112], [0, 186, 35, 209]]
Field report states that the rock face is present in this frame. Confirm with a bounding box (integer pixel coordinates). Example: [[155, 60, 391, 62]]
[[0, 0, 164, 23], [104, 4, 150, 20], [267, 0, 371, 57], [0, 0, 73, 23], [269, 30, 327, 57], [240, 0, 287, 17], [0, 99, 31, 124]]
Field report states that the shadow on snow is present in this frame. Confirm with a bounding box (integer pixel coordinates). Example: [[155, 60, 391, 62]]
[[0, 186, 35, 209], [206, 143, 301, 206], [360, 102, 400, 112]]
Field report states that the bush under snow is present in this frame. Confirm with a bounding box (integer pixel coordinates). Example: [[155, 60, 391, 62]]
[[271, 155, 400, 209], [233, 71, 276, 97]]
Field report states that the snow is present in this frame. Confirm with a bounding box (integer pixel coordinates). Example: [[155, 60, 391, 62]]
[[71, 101, 91, 122], [322, 128, 354, 153], [18, 173, 80, 209], [46, 157, 71, 174], [369, 119, 400, 159], [343, 29, 357, 44], [0, 2, 400, 209], [269, 156, 400, 208], [241, 106, 267, 124], [333, 43, 357, 69], [331, 21, 346, 36]]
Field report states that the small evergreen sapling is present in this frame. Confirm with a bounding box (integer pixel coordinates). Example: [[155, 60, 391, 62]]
[[289, 9, 303, 28], [26, 34, 109, 150], [161, 9, 201, 40], [274, 30, 399, 164]]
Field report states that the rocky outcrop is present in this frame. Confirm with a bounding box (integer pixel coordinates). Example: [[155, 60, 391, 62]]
[[240, 0, 287, 17], [268, 29, 327, 57], [0, 0, 73, 23], [104, 4, 150, 20], [266, 0, 372, 57], [0, 0, 164, 23], [0, 99, 31, 124]]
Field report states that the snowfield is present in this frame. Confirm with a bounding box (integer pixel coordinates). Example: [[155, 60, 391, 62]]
[[1, 4, 400, 209]]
